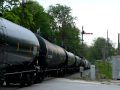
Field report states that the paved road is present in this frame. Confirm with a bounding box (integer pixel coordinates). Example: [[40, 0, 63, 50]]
[[17, 78, 120, 90], [1, 73, 120, 90], [0, 86, 19, 90]]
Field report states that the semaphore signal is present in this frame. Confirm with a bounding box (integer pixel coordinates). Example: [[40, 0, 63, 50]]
[[81, 26, 93, 44], [81, 26, 93, 56]]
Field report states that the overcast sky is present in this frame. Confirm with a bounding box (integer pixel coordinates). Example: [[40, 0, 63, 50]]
[[36, 0, 120, 47]]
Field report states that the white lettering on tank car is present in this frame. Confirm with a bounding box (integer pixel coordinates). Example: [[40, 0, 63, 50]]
[[48, 55, 53, 59]]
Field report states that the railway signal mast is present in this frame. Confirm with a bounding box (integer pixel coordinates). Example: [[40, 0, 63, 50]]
[[81, 26, 93, 56]]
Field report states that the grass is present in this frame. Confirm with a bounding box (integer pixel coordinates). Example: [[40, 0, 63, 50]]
[[95, 60, 112, 80]]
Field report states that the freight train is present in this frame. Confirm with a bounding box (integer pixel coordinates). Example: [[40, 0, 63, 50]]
[[0, 16, 90, 86]]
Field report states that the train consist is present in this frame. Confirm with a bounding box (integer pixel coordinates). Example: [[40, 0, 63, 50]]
[[0, 17, 90, 86]]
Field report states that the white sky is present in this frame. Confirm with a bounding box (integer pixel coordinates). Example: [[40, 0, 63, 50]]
[[35, 0, 120, 47]]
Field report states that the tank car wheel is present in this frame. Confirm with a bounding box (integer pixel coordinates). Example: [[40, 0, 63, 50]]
[[60, 70, 64, 77], [35, 72, 44, 83], [39, 75, 44, 83], [5, 81, 10, 86], [38, 76, 44, 83], [26, 74, 33, 86], [20, 75, 25, 87], [55, 70, 59, 77]]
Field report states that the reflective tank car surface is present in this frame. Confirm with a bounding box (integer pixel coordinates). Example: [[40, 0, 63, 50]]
[[84, 59, 90, 70], [35, 34, 66, 68], [66, 51, 76, 67], [0, 18, 39, 70], [75, 56, 81, 67]]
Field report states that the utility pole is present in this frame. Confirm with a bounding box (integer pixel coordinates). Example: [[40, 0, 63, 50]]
[[81, 26, 84, 57], [106, 30, 109, 61], [81, 26, 84, 47], [21, 0, 26, 27], [118, 33, 120, 55], [106, 30, 108, 57], [106, 30, 109, 71]]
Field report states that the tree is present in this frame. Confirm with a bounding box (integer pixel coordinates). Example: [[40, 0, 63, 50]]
[[48, 4, 75, 30], [3, 4, 34, 29], [87, 37, 116, 63], [0, 0, 3, 13], [48, 4, 74, 38], [3, 11, 20, 24], [0, 0, 20, 13], [0, 0, 22, 25], [26, 1, 51, 40], [47, 4, 81, 55]]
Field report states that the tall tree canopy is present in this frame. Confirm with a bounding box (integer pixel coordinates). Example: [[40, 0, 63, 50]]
[[26, 1, 51, 40], [0, 0, 33, 27], [48, 4, 75, 30], [47, 4, 81, 55], [0, 0, 20, 13]]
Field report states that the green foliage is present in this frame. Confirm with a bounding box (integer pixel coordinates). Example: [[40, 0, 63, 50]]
[[3, 11, 20, 24], [0, 0, 3, 13], [47, 4, 81, 55], [87, 37, 116, 63], [95, 60, 112, 80], [26, 1, 51, 40], [80, 43, 89, 58], [1, 0, 32, 28], [0, 0, 20, 13], [48, 4, 75, 28]]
